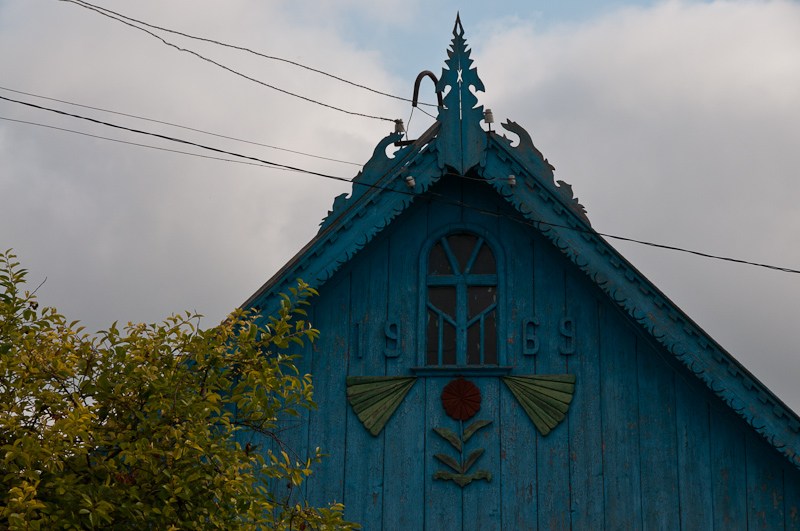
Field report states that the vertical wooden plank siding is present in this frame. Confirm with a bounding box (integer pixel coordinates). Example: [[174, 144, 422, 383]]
[[675, 379, 713, 529], [746, 437, 785, 530], [344, 261, 370, 523], [462, 378, 502, 530], [500, 222, 537, 529], [600, 306, 643, 530], [426, 176, 463, 252], [636, 343, 679, 529], [709, 413, 747, 530], [425, 377, 463, 531], [306, 276, 350, 508], [367, 241, 391, 520], [344, 243, 389, 529], [425, 188, 465, 530], [534, 243, 571, 530], [785, 466, 800, 531], [461, 180, 499, 235], [383, 206, 427, 530], [566, 272, 604, 530], [460, 181, 502, 528]]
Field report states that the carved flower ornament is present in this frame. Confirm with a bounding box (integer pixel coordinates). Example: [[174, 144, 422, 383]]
[[434, 377, 493, 487], [441, 377, 481, 421]]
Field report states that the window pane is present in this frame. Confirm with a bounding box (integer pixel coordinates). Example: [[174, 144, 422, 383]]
[[484, 311, 497, 365], [442, 321, 457, 365], [426, 232, 501, 367], [467, 322, 481, 365], [468, 286, 495, 319], [429, 286, 456, 319], [428, 242, 453, 275], [470, 242, 496, 275], [446, 233, 478, 274], [426, 309, 439, 365]]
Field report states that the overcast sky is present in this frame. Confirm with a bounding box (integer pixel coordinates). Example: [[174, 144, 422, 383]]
[[2, 0, 799, 411]]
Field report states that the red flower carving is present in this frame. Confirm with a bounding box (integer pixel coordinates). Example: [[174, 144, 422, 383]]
[[441, 377, 481, 421]]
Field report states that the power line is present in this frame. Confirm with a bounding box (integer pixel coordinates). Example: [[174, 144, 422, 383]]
[[64, 0, 439, 109], [0, 116, 300, 172], [3, 92, 798, 275], [58, 0, 396, 122], [0, 85, 362, 167], [442, 197, 800, 275], [418, 107, 438, 120], [0, 94, 353, 180]]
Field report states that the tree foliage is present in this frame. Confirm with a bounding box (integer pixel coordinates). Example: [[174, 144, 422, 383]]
[[0, 251, 358, 530]]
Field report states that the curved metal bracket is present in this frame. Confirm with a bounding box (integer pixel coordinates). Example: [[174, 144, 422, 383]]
[[395, 71, 444, 147], [412, 70, 443, 108]]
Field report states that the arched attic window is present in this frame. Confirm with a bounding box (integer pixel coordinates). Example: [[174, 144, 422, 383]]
[[426, 232, 498, 366]]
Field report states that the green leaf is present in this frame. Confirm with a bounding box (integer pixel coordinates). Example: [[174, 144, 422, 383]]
[[247, 323, 258, 341], [462, 448, 485, 473], [463, 419, 492, 442], [433, 453, 462, 473], [433, 469, 492, 488], [433, 427, 461, 452]]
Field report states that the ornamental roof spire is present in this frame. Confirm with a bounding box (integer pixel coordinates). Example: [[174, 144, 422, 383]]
[[435, 14, 487, 174]]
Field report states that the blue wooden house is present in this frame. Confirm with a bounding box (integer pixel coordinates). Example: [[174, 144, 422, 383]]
[[243, 18, 800, 530]]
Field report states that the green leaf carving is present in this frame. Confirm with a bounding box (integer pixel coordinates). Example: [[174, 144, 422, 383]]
[[462, 448, 485, 473], [502, 374, 576, 436], [433, 453, 462, 473], [433, 469, 492, 487], [346, 376, 417, 436], [433, 427, 462, 452], [462, 419, 492, 442]]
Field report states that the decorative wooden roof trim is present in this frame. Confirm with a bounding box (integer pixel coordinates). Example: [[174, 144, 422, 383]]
[[480, 127, 800, 467], [494, 120, 590, 226]]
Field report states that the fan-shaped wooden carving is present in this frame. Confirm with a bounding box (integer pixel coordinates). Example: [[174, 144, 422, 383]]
[[501, 375, 576, 436], [346, 376, 417, 436]]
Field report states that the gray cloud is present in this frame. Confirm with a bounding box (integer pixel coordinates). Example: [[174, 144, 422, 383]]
[[0, 0, 401, 329]]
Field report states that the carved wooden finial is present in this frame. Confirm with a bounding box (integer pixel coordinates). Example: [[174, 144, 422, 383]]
[[436, 15, 487, 174]]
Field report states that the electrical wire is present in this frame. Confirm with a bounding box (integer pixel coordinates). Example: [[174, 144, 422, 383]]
[[0, 94, 352, 180], [64, 0, 439, 109], [0, 85, 362, 167], [0, 116, 300, 172], [58, 0, 395, 122], [405, 106, 415, 143], [3, 93, 798, 275], [418, 107, 438, 120]]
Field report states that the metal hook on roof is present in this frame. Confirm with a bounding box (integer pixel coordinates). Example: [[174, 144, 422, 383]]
[[412, 71, 443, 109], [395, 71, 444, 147]]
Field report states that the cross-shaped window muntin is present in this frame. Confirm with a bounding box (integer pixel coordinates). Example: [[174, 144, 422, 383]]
[[426, 233, 498, 366]]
